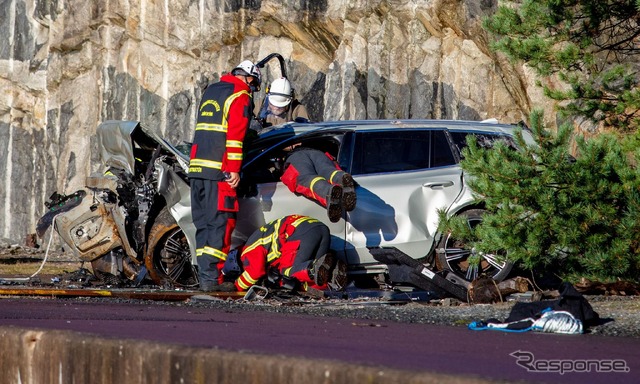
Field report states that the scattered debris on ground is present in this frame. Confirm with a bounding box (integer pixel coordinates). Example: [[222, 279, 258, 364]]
[[2, 239, 639, 338]]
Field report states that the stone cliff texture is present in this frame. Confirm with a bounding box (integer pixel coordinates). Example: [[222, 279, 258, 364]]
[[0, 0, 551, 242]]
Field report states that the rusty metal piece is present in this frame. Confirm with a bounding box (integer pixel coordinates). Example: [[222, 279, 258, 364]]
[[468, 275, 501, 304], [574, 279, 640, 296], [0, 287, 244, 301], [24, 233, 38, 248], [302, 286, 325, 299], [497, 276, 530, 296]]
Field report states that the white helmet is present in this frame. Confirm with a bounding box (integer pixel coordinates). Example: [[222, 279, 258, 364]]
[[268, 78, 293, 108], [232, 60, 261, 86]]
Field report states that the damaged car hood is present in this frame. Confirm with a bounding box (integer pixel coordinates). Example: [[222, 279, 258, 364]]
[[97, 120, 189, 174]]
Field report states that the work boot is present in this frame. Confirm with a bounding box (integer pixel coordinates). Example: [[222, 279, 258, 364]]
[[267, 267, 281, 285], [309, 252, 336, 286], [329, 259, 349, 290], [326, 185, 343, 223], [341, 173, 357, 212], [280, 275, 298, 291]]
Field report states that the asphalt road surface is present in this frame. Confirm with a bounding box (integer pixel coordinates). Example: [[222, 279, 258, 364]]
[[0, 298, 637, 383]]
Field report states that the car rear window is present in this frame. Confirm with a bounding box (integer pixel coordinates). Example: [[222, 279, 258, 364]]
[[351, 130, 455, 175], [449, 131, 518, 158]]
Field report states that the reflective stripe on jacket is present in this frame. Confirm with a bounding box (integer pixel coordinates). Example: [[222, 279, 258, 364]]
[[235, 215, 319, 290], [189, 74, 251, 180]]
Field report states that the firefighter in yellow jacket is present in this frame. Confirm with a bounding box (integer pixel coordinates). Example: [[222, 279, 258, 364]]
[[234, 215, 340, 292], [189, 60, 260, 292]]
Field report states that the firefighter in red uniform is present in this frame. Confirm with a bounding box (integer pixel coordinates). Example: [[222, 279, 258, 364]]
[[189, 60, 261, 292], [235, 215, 340, 292], [280, 147, 357, 223]]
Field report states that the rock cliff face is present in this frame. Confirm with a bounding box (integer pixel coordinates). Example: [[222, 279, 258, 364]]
[[0, 0, 551, 242]]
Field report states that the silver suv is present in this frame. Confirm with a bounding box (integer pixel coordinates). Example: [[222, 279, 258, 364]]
[[37, 119, 531, 290], [234, 119, 530, 283]]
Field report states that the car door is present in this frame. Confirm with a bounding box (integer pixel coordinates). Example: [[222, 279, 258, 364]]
[[343, 129, 465, 271], [233, 132, 348, 251]]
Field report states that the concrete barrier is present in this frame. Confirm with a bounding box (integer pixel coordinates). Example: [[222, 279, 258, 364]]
[[0, 326, 495, 384]]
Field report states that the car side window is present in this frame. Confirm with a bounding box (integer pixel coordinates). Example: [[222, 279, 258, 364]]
[[351, 130, 455, 175], [449, 131, 518, 159], [241, 134, 344, 185], [336, 132, 354, 172], [431, 130, 456, 168], [450, 132, 518, 156]]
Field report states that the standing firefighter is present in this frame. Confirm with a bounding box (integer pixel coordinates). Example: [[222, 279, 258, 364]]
[[189, 60, 261, 292], [281, 147, 357, 222], [235, 215, 346, 292]]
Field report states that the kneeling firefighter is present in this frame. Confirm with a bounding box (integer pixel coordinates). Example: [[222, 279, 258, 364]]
[[234, 215, 347, 292]]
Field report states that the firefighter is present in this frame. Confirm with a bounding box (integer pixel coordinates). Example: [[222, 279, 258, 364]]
[[189, 60, 261, 292], [255, 77, 309, 128], [234, 215, 340, 292], [280, 146, 357, 222]]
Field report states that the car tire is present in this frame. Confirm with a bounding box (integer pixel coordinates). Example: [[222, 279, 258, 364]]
[[435, 209, 512, 283], [145, 208, 199, 289]]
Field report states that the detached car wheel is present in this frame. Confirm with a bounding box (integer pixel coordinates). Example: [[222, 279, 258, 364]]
[[436, 209, 512, 283], [145, 208, 199, 289]]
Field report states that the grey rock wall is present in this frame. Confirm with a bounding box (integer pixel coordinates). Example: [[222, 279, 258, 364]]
[[0, 0, 551, 242]]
